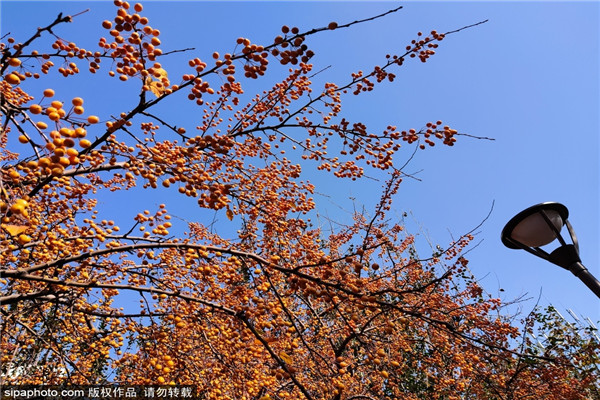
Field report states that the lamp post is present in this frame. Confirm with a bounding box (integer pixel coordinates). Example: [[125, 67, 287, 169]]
[[501, 202, 600, 299]]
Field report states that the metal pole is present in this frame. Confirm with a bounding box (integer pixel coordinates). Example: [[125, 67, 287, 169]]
[[569, 261, 600, 299]]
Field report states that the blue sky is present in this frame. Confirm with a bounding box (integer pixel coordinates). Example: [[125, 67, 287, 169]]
[[2, 1, 598, 322]]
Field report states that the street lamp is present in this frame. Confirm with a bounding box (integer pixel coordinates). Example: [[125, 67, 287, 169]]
[[501, 202, 600, 299]]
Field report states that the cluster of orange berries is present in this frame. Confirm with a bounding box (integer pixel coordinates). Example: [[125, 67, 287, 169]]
[[7, 40, 95, 78], [49, 40, 86, 76], [0, 80, 33, 106], [185, 76, 213, 104], [372, 65, 396, 84], [4, 57, 25, 85], [271, 26, 314, 66], [1, 198, 29, 218], [99, 1, 163, 81], [22, 90, 99, 176], [2, 56, 42, 83], [187, 57, 207, 74], [400, 121, 458, 149], [198, 183, 232, 210], [134, 205, 171, 238], [352, 77, 375, 95], [2, 39, 91, 85], [406, 30, 444, 63], [234, 38, 269, 79], [148, 353, 176, 385]]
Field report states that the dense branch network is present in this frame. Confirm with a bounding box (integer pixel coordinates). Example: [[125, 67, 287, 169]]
[[0, 2, 598, 400]]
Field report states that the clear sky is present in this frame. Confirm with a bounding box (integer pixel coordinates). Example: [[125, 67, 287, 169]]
[[2, 1, 598, 323]]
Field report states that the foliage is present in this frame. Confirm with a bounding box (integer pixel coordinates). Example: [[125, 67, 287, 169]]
[[1, 2, 598, 399]]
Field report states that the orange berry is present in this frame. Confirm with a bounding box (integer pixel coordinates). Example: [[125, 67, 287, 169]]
[[79, 139, 92, 148], [43, 88, 55, 97], [212, 52, 219, 59], [10, 203, 25, 215], [66, 148, 79, 157], [58, 157, 71, 167], [134, 3, 143, 12], [8, 58, 21, 67], [50, 100, 63, 109], [51, 166, 64, 176], [102, 20, 112, 29], [18, 135, 29, 144], [72, 97, 84, 106], [5, 73, 20, 84], [73, 106, 85, 115], [87, 115, 99, 124], [36, 121, 48, 130], [29, 104, 43, 114], [59, 127, 73, 137]]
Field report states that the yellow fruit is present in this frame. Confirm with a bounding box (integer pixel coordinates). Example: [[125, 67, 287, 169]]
[[18, 135, 29, 143], [79, 139, 92, 148], [17, 234, 32, 245], [87, 115, 99, 124], [36, 121, 48, 130], [43, 88, 55, 97]]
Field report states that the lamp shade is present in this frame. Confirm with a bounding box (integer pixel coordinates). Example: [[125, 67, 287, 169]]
[[511, 209, 563, 247], [502, 202, 569, 249]]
